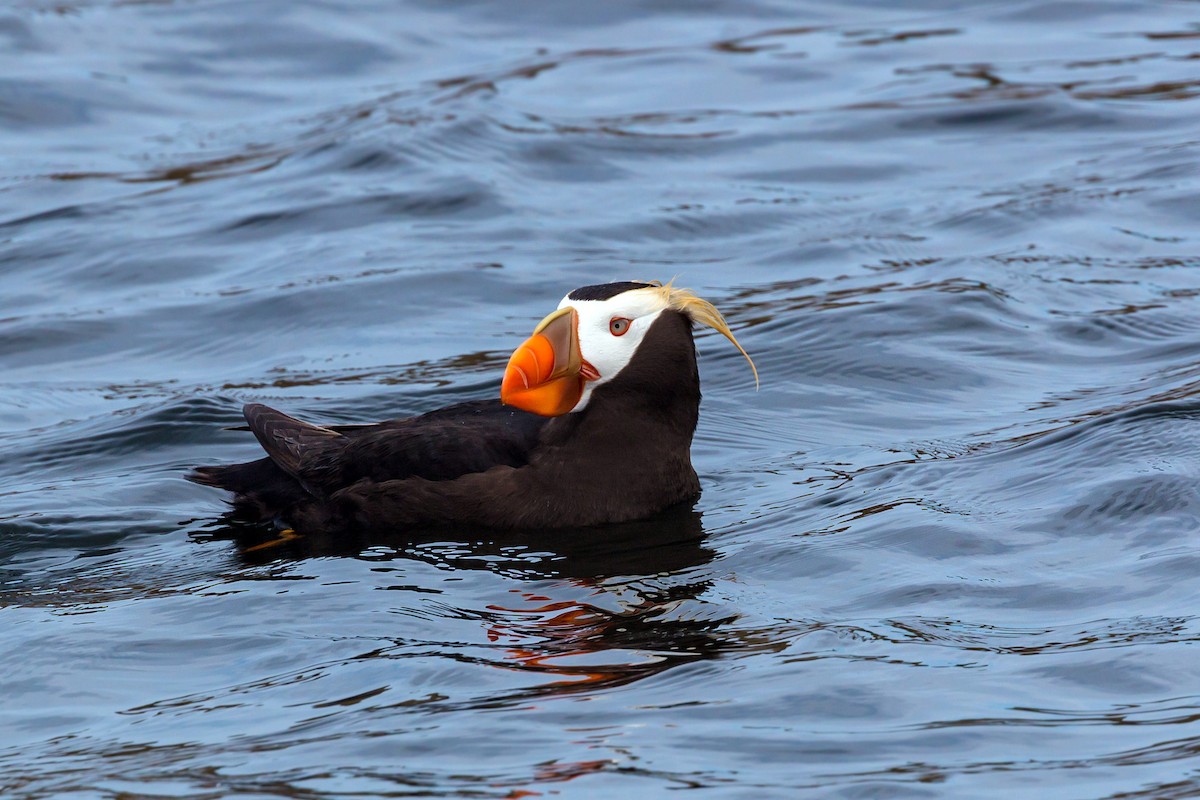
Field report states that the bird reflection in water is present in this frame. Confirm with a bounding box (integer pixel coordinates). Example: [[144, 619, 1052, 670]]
[[197, 503, 733, 699]]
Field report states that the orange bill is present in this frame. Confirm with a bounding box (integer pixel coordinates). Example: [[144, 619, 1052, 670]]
[[501, 307, 585, 416]]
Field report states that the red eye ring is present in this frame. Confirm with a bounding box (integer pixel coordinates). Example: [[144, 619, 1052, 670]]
[[609, 317, 631, 336]]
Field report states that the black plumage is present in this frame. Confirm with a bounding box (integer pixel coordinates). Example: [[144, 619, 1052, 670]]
[[189, 399, 547, 521], [189, 298, 704, 537], [567, 281, 657, 301]]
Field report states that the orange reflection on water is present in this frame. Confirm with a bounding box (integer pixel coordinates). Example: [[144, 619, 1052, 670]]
[[484, 590, 650, 690]]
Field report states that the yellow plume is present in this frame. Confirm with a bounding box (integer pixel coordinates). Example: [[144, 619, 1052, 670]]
[[645, 280, 759, 388]]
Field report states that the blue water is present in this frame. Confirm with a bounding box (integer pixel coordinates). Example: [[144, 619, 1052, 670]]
[[5, 1, 1200, 797]]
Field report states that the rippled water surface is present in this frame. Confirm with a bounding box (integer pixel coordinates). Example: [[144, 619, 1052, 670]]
[[5, 0, 1200, 797]]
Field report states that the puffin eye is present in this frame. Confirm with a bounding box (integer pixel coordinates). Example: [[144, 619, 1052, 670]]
[[609, 317, 631, 336]]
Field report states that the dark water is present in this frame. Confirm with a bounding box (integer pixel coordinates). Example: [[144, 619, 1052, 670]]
[[4, 0, 1200, 796]]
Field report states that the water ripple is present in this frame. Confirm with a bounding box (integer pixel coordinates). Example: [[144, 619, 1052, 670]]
[[6, 0, 1200, 797]]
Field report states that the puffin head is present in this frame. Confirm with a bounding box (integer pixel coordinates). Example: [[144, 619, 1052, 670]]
[[500, 280, 757, 416]]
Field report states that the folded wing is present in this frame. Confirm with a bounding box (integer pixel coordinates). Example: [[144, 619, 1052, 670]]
[[188, 398, 547, 521]]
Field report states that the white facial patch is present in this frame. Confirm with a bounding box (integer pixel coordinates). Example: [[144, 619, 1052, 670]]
[[557, 287, 670, 411]]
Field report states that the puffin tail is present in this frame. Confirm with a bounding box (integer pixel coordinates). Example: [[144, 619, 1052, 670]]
[[186, 464, 237, 488], [187, 457, 309, 521]]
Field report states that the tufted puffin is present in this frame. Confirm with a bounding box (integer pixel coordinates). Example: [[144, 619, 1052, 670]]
[[188, 280, 756, 536]]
